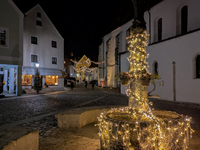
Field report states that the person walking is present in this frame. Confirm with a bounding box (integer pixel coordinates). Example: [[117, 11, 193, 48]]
[[92, 82, 95, 89], [71, 81, 74, 90], [85, 80, 87, 88]]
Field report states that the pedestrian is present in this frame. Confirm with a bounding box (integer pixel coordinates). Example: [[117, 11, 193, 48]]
[[85, 80, 87, 88], [92, 82, 95, 89], [71, 81, 74, 90]]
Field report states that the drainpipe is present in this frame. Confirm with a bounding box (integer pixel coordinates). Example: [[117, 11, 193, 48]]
[[102, 38, 104, 79]]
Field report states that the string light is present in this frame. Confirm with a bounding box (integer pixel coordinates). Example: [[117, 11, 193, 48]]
[[70, 58, 105, 65], [96, 28, 193, 149]]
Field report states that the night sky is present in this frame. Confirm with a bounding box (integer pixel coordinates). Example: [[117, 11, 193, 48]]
[[13, 0, 161, 61]]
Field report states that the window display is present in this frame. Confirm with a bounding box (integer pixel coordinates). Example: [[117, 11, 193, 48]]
[[46, 75, 58, 85], [22, 75, 32, 85]]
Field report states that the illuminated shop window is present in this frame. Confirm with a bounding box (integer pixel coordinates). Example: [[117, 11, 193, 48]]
[[46, 75, 58, 85], [22, 74, 32, 85]]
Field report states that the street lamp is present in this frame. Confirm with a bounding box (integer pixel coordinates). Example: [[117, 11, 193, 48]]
[[36, 63, 39, 94]]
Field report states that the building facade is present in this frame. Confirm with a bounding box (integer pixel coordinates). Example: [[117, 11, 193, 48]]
[[0, 0, 23, 96], [98, 19, 133, 92], [99, 0, 200, 104], [144, 0, 200, 104], [22, 4, 64, 90]]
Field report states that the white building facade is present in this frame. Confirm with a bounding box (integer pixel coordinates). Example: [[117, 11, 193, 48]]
[[22, 4, 64, 90], [99, 0, 200, 104], [0, 0, 23, 96], [144, 0, 200, 104], [98, 19, 133, 92]]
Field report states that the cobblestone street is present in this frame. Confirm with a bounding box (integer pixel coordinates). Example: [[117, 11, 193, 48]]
[[0, 84, 128, 139], [0, 84, 200, 149]]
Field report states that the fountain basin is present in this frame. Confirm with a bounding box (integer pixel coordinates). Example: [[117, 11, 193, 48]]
[[98, 107, 192, 150]]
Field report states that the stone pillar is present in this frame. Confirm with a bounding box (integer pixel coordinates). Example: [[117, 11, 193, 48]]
[[9, 68, 14, 93], [3, 70, 8, 91], [16, 65, 22, 96]]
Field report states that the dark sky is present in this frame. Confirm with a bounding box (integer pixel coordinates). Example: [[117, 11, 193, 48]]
[[13, 0, 161, 61]]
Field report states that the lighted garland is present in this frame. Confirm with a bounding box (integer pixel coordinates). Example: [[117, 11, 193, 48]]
[[72, 66, 97, 73], [96, 29, 194, 149], [70, 59, 105, 65]]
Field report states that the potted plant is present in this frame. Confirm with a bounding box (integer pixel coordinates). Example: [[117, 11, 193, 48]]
[[140, 73, 152, 87], [120, 72, 133, 86]]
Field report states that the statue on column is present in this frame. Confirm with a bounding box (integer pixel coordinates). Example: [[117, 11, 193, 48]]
[[131, 0, 147, 34]]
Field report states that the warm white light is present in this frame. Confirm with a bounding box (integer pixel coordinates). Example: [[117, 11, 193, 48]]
[[36, 63, 39, 67]]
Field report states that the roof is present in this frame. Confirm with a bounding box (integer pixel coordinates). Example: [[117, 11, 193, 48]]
[[25, 4, 64, 40]]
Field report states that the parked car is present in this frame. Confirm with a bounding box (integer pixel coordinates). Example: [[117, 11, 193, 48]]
[[89, 80, 98, 84], [64, 77, 76, 87]]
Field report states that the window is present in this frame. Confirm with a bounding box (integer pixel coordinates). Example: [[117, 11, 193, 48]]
[[158, 18, 162, 42], [31, 55, 38, 62], [126, 28, 131, 51], [181, 6, 188, 34], [154, 62, 158, 75], [31, 36, 37, 44], [46, 75, 58, 85], [37, 12, 41, 18], [22, 74, 32, 85], [36, 20, 42, 26], [52, 41, 57, 48], [0, 29, 6, 46], [196, 55, 200, 78], [52, 57, 57, 64]]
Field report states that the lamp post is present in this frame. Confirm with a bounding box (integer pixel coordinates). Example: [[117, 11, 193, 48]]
[[36, 63, 39, 94]]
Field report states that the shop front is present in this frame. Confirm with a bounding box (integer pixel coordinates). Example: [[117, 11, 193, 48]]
[[22, 67, 64, 90]]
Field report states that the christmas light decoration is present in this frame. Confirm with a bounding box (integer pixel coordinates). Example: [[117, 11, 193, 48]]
[[96, 28, 193, 149], [70, 58, 105, 65], [70, 55, 104, 73], [72, 66, 98, 73]]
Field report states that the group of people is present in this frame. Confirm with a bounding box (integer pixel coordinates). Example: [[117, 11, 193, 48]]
[[84, 80, 95, 89]]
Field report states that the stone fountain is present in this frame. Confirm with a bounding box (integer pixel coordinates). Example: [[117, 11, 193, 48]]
[[96, 1, 193, 149]]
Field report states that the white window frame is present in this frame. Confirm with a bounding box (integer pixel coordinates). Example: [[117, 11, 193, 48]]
[[52, 57, 58, 65], [0, 26, 9, 48], [36, 20, 42, 27], [37, 12, 41, 18], [31, 54, 38, 63], [51, 40, 57, 48], [31, 36, 38, 45]]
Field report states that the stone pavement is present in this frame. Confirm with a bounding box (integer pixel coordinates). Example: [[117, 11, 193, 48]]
[[0, 83, 200, 149], [40, 85, 200, 150], [0, 84, 128, 149]]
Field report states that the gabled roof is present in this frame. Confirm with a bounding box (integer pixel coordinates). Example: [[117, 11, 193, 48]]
[[25, 4, 64, 40], [7, 0, 23, 17], [76, 55, 91, 69]]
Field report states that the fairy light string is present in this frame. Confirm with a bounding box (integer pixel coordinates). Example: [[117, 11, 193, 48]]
[[70, 57, 104, 72], [96, 28, 194, 149]]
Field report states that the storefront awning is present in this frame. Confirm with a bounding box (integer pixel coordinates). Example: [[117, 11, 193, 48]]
[[22, 67, 63, 76]]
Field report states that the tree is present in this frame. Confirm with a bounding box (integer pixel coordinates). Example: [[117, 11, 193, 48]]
[[33, 68, 42, 94]]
